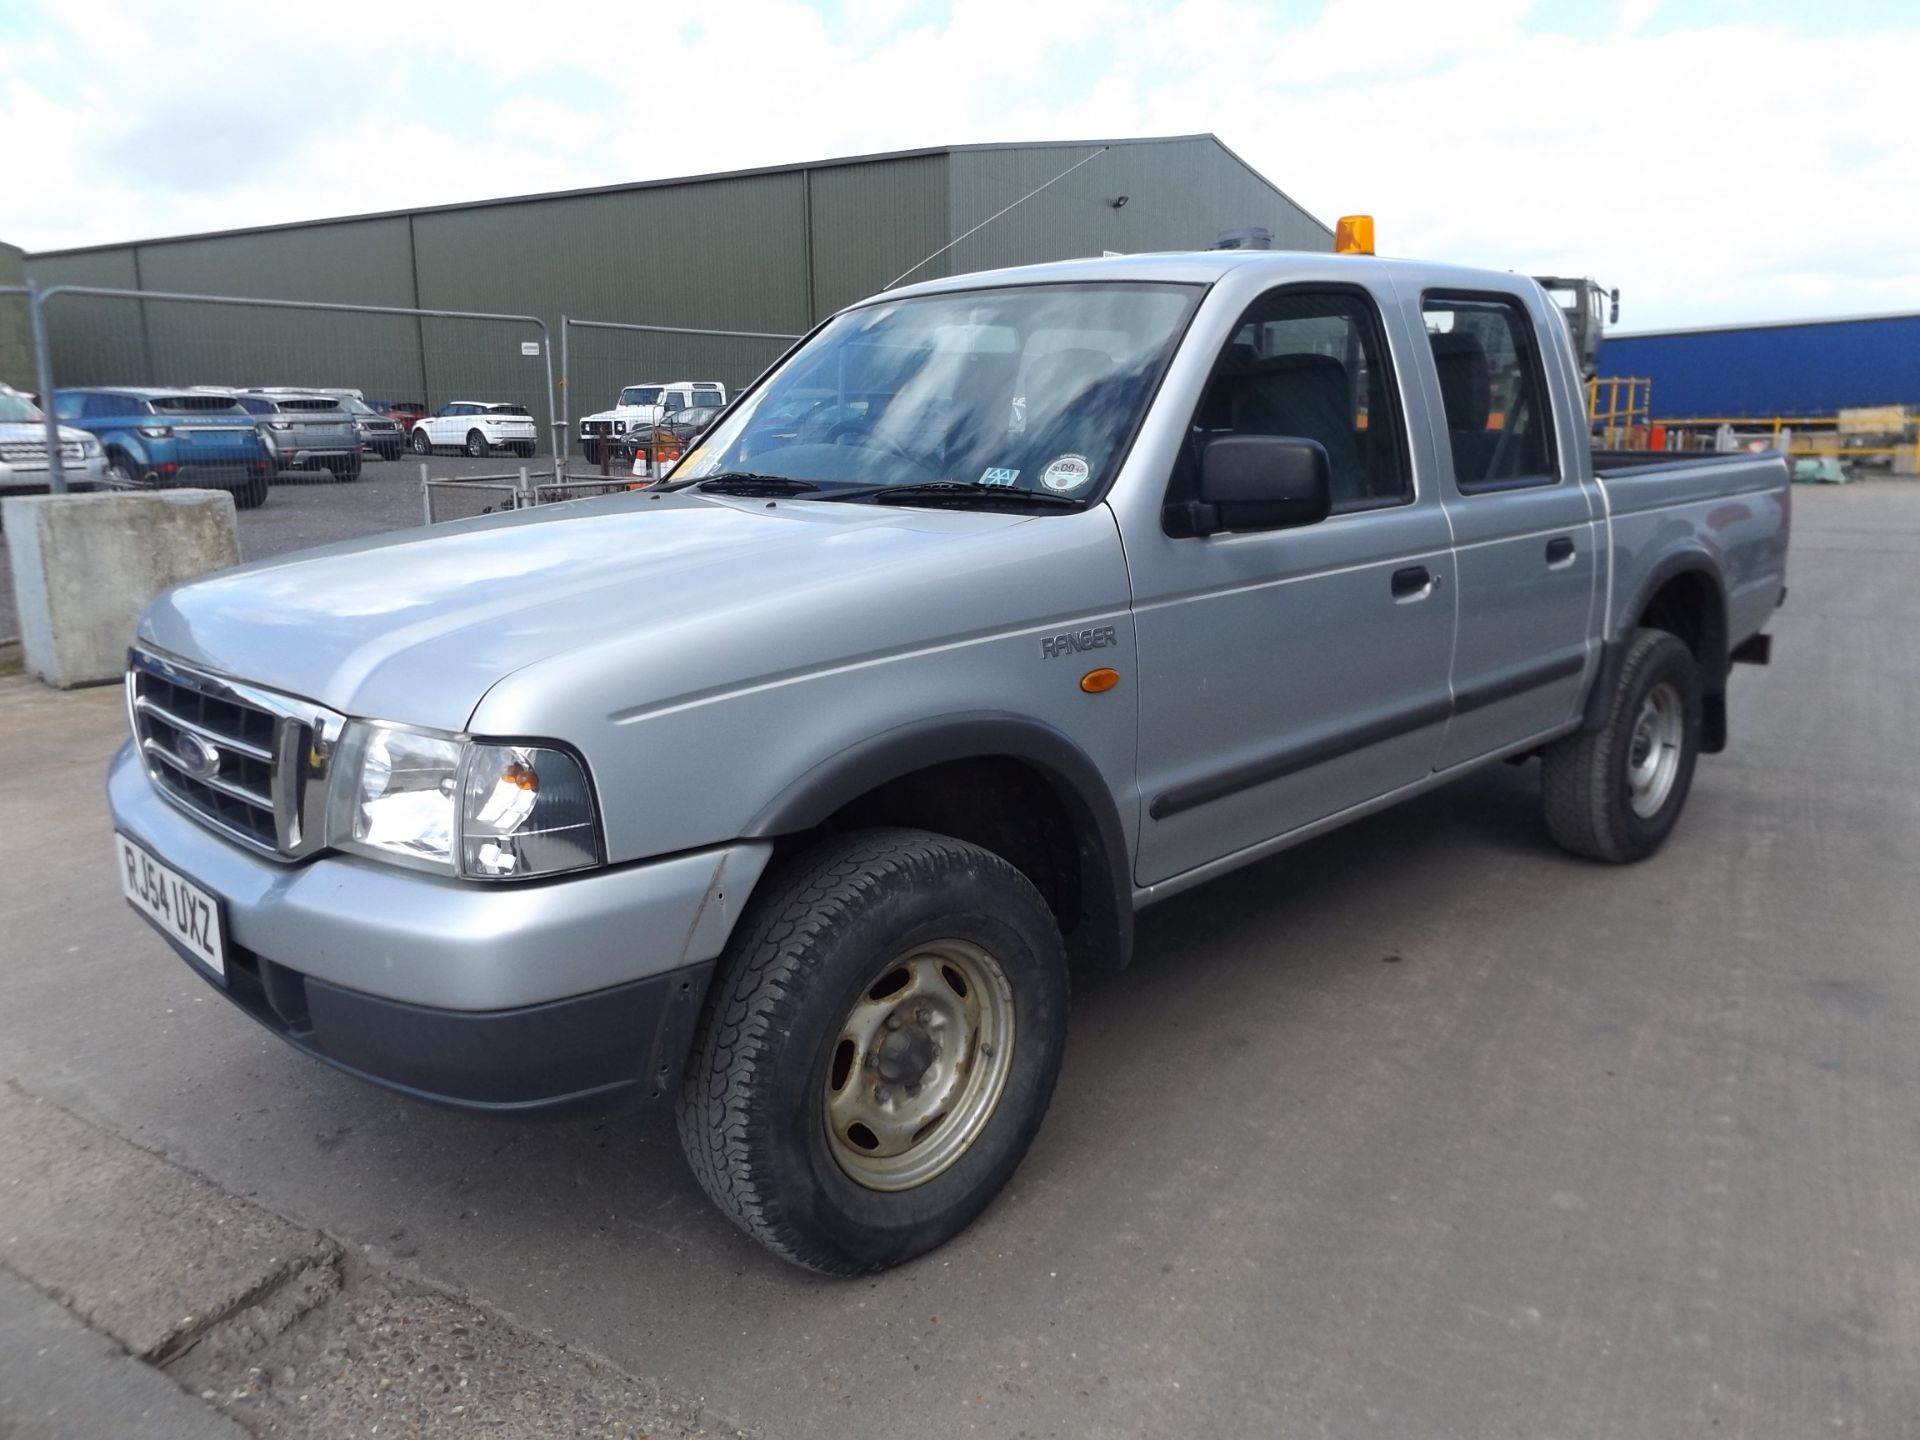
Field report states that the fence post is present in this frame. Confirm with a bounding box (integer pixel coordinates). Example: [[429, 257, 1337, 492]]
[[420, 462, 432, 526], [559, 315, 569, 481], [518, 465, 530, 509], [28, 281, 65, 495]]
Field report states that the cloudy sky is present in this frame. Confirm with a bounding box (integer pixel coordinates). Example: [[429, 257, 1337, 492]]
[[3, 0, 1915, 329]]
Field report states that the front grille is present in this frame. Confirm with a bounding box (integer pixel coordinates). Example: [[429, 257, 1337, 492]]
[[130, 662, 281, 851], [0, 441, 86, 464], [582, 420, 614, 437], [128, 653, 345, 860]]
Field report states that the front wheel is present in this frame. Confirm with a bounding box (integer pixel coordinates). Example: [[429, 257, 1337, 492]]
[[1542, 628, 1702, 863], [677, 829, 1069, 1275], [104, 454, 137, 488], [411, 428, 432, 456], [465, 429, 489, 459]]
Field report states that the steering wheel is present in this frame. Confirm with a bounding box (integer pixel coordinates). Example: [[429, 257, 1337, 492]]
[[827, 422, 927, 472]]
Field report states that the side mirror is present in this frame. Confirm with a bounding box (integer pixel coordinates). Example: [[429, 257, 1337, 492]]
[[1176, 435, 1332, 536]]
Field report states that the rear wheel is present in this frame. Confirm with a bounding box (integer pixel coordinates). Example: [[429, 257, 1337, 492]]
[[232, 475, 269, 510], [677, 828, 1069, 1275], [411, 428, 432, 455], [332, 454, 362, 483], [1542, 628, 1702, 862], [465, 429, 489, 459]]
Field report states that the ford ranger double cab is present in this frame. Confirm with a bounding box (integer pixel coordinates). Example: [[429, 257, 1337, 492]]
[[109, 249, 1788, 1275], [578, 380, 725, 464]]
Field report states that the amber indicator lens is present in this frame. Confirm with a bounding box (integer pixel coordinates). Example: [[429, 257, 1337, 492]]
[[1080, 668, 1121, 694]]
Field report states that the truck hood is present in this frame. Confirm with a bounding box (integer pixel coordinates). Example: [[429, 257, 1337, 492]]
[[136, 492, 1047, 732], [0, 421, 93, 446]]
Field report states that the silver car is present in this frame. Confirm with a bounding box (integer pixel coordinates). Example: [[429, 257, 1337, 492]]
[[230, 391, 362, 481]]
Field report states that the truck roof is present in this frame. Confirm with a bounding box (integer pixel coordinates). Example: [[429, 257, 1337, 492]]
[[880, 250, 1533, 305]]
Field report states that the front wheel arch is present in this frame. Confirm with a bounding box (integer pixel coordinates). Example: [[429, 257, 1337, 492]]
[[743, 714, 1134, 974]]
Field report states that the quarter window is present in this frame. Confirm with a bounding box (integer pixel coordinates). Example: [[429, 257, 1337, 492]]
[[1421, 296, 1557, 490], [1182, 288, 1410, 513]]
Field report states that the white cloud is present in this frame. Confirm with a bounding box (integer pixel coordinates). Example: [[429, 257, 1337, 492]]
[[0, 0, 1914, 328]]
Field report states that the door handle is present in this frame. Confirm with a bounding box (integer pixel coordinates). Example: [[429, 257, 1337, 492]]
[[1391, 565, 1437, 601], [1546, 536, 1576, 566]]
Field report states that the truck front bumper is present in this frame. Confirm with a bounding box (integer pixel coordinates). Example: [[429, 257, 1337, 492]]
[[108, 742, 771, 1112]]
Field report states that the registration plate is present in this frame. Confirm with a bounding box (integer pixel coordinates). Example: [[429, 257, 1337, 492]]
[[115, 834, 226, 978]]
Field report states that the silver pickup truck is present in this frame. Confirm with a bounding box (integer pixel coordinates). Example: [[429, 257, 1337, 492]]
[[108, 250, 1788, 1275]]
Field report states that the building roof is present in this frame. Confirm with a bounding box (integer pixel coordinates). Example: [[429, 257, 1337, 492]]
[[1608, 310, 1920, 341], [28, 134, 1328, 259]]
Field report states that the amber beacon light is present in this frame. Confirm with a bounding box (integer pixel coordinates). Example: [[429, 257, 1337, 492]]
[[1080, 668, 1121, 694], [1334, 215, 1375, 255]]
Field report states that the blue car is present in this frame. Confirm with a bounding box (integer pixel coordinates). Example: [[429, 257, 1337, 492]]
[[51, 388, 276, 509]]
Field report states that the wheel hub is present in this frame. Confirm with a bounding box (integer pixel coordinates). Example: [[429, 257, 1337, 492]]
[[1625, 680, 1684, 819], [823, 939, 1016, 1193]]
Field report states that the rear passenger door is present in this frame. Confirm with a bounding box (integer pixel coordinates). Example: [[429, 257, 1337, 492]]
[[1419, 291, 1600, 768], [1128, 283, 1457, 886]]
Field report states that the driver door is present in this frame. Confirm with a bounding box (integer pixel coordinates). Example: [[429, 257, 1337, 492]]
[[1128, 283, 1458, 886]]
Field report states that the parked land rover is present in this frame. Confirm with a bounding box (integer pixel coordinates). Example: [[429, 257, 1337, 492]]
[[578, 380, 725, 464], [0, 384, 108, 493], [51, 387, 274, 507], [411, 401, 539, 458], [229, 391, 362, 481], [111, 247, 1788, 1275]]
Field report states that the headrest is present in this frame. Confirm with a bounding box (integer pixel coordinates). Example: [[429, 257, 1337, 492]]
[[1429, 330, 1491, 432]]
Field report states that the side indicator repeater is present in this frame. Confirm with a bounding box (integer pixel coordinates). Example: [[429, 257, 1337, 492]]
[[1081, 668, 1121, 694]]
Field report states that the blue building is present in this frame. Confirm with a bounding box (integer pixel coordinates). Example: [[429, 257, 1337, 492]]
[[1595, 312, 1920, 421]]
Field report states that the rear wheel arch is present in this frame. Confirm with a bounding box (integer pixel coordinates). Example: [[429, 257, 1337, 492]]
[[1588, 553, 1732, 750], [743, 715, 1134, 974]]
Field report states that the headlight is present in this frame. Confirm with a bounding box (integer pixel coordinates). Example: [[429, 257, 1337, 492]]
[[79, 435, 102, 457], [461, 744, 600, 878], [330, 722, 602, 879]]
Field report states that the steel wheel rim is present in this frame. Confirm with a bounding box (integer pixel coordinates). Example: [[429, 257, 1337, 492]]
[[823, 938, 1016, 1193], [1626, 680, 1684, 818]]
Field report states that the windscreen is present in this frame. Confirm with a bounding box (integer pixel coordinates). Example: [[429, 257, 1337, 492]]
[[154, 395, 247, 413], [619, 387, 662, 407], [0, 391, 40, 423], [676, 282, 1200, 499]]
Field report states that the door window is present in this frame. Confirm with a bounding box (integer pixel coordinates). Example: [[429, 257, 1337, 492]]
[[1421, 295, 1558, 490], [1178, 287, 1410, 518]]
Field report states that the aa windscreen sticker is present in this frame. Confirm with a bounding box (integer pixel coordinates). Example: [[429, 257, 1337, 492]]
[[979, 467, 1021, 487], [1039, 454, 1092, 492], [1009, 395, 1027, 434]]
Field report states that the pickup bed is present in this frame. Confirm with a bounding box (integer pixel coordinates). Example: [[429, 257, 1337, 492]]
[[108, 250, 1788, 1275]]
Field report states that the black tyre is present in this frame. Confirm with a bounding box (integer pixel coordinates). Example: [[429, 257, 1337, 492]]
[[1542, 628, 1702, 863], [678, 828, 1069, 1275], [465, 429, 489, 458], [581, 438, 601, 466], [411, 427, 432, 455], [233, 475, 269, 510], [511, 442, 535, 459], [104, 453, 137, 488], [333, 455, 362, 483], [376, 443, 402, 462]]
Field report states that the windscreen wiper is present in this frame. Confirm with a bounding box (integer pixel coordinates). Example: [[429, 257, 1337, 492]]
[[693, 472, 821, 496], [863, 482, 1081, 510]]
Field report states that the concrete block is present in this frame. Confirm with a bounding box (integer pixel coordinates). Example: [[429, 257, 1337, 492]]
[[2, 489, 238, 689]]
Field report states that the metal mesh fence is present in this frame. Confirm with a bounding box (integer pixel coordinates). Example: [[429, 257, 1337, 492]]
[[560, 318, 795, 466]]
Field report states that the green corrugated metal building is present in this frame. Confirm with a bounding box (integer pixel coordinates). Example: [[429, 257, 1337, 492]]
[[23, 135, 1328, 451], [0, 239, 31, 392]]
